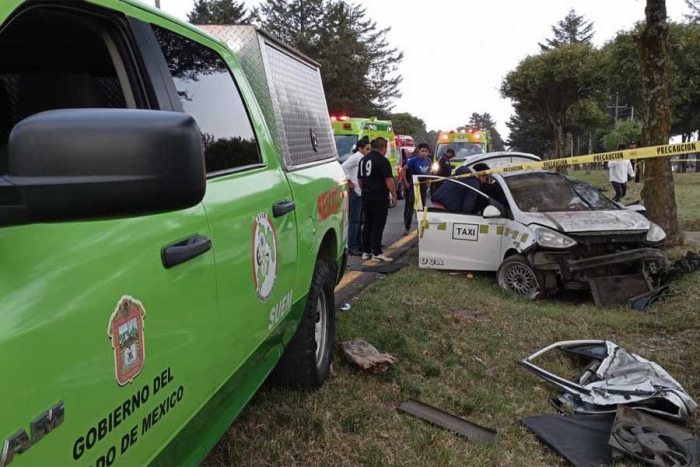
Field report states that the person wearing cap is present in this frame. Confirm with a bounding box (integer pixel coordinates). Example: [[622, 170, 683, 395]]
[[431, 148, 456, 196], [341, 137, 371, 256]]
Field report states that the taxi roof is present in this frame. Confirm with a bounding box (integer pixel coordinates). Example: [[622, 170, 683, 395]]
[[462, 151, 541, 171]]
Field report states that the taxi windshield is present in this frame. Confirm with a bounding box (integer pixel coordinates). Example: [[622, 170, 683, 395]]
[[334, 135, 358, 160], [505, 172, 618, 213], [438, 142, 485, 161]]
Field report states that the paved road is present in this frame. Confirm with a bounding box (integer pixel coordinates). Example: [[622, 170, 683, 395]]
[[336, 197, 418, 306]]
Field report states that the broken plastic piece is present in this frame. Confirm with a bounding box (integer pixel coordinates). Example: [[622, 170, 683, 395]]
[[520, 340, 697, 421], [522, 413, 615, 467], [399, 399, 497, 444], [339, 303, 352, 312], [628, 285, 671, 312], [341, 339, 397, 373]]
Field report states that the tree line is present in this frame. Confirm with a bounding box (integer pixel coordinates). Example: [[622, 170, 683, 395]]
[[188, 0, 505, 149], [504, 6, 700, 163]]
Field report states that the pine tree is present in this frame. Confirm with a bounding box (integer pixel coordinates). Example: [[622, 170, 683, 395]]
[[257, 0, 327, 54], [258, 0, 403, 115], [467, 112, 505, 151], [539, 9, 595, 51], [188, 0, 252, 25]]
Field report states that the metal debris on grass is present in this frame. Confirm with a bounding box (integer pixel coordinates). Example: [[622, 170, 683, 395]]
[[398, 398, 497, 444], [520, 340, 697, 422], [341, 339, 398, 373], [609, 406, 696, 467]]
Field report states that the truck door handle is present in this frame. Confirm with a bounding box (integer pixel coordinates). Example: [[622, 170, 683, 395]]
[[161, 235, 212, 269], [272, 200, 295, 218]]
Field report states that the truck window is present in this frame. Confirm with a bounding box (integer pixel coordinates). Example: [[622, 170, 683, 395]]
[[151, 26, 261, 174], [0, 6, 137, 174]]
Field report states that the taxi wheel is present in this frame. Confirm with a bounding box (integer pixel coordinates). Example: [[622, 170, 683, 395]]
[[269, 260, 335, 390], [497, 255, 541, 300]]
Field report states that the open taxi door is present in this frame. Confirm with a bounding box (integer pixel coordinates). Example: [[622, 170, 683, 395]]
[[415, 176, 507, 271]]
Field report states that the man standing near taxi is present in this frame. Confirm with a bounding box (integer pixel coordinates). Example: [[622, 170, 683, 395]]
[[342, 137, 370, 256], [431, 148, 456, 196], [609, 143, 635, 202], [402, 143, 431, 235], [358, 138, 397, 262]]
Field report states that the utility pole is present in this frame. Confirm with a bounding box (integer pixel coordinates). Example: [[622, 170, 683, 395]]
[[155, 0, 161, 8], [631, 106, 635, 121], [607, 92, 628, 123]]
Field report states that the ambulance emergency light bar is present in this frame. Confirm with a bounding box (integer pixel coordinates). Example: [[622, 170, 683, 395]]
[[440, 127, 483, 140]]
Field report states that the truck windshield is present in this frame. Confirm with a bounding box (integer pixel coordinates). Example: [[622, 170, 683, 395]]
[[505, 172, 618, 212], [438, 142, 485, 161], [335, 135, 358, 160]]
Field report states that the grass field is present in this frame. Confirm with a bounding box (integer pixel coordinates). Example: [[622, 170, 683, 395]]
[[204, 250, 700, 467], [571, 169, 700, 232]]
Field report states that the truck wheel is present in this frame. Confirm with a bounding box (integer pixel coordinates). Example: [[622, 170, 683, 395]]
[[497, 255, 541, 300], [269, 260, 335, 389]]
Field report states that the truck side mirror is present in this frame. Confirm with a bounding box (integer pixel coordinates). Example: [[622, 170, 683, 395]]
[[1, 108, 206, 227]]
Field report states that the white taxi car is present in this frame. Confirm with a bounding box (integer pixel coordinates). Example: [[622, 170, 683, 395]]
[[416, 152, 669, 306]]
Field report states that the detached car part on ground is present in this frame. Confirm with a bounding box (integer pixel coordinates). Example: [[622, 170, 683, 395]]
[[416, 152, 669, 306], [520, 340, 697, 422], [0, 6, 346, 467]]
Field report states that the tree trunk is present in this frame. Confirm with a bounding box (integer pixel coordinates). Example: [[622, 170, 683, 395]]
[[637, 0, 681, 244], [554, 124, 568, 173]]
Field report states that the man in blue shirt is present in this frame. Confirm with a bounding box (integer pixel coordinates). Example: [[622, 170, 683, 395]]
[[402, 143, 431, 235]]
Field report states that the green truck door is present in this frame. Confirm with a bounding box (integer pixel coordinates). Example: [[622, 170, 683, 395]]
[[152, 27, 298, 382], [0, 5, 226, 465]]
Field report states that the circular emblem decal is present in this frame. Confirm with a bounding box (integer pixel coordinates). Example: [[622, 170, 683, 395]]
[[310, 128, 319, 152], [253, 212, 278, 302]]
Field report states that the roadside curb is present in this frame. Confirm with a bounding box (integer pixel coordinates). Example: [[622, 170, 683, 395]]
[[335, 231, 418, 305]]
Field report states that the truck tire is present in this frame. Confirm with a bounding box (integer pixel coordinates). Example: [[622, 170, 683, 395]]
[[269, 260, 335, 389], [497, 255, 542, 300]]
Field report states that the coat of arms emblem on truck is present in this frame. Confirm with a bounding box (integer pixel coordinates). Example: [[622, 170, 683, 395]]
[[253, 212, 278, 303], [107, 296, 146, 386]]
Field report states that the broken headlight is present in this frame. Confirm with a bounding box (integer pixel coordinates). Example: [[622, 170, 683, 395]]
[[646, 222, 666, 243], [535, 227, 577, 249]]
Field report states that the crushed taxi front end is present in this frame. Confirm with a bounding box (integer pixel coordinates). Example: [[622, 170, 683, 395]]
[[526, 222, 670, 306]]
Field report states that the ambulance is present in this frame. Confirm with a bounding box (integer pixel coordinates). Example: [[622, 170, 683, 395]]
[[331, 116, 399, 174], [433, 127, 492, 171]]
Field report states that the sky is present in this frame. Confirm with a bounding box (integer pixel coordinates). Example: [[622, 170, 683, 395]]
[[142, 0, 692, 138]]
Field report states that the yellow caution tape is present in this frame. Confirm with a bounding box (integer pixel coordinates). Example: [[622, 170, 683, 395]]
[[415, 142, 700, 186]]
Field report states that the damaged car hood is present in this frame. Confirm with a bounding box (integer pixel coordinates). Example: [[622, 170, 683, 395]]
[[523, 210, 650, 234]]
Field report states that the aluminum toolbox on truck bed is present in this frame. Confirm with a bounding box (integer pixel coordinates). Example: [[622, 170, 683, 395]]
[[197, 25, 338, 169]]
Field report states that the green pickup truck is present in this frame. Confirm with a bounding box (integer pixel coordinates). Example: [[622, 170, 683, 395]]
[[0, 1, 347, 466]]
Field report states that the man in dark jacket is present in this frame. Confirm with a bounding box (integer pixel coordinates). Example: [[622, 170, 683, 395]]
[[431, 148, 455, 196], [431, 166, 482, 214]]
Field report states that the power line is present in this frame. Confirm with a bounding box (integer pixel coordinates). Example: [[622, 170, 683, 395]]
[[606, 92, 628, 123]]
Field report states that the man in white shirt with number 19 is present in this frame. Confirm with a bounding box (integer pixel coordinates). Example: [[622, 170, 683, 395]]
[[341, 137, 371, 256]]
